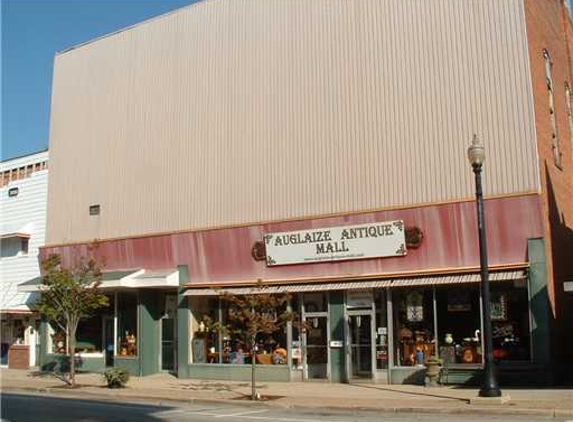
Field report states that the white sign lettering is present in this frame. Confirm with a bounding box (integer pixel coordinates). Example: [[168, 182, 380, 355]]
[[264, 220, 406, 266]]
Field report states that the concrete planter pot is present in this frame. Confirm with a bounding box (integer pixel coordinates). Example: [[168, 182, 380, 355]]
[[425, 360, 442, 386]]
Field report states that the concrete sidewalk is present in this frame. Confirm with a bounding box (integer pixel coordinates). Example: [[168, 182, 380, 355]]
[[1, 369, 572, 418]]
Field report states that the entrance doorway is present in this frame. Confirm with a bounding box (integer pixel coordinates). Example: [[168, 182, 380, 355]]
[[303, 315, 329, 379], [348, 312, 374, 379], [161, 318, 176, 371]]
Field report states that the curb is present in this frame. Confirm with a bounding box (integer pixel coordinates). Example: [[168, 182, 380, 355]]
[[2, 385, 567, 418]]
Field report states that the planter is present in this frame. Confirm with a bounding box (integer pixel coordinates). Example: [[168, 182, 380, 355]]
[[425, 361, 442, 386]]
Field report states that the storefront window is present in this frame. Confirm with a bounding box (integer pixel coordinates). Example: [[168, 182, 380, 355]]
[[436, 285, 482, 365], [48, 324, 66, 354], [117, 292, 138, 357], [303, 292, 327, 313], [190, 297, 220, 363], [491, 281, 530, 361], [393, 288, 435, 366], [190, 295, 291, 365], [222, 299, 288, 365], [46, 295, 113, 356], [290, 295, 303, 370], [76, 315, 103, 353]]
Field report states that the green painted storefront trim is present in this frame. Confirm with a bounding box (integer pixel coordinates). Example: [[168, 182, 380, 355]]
[[114, 356, 140, 375], [41, 353, 106, 373], [527, 238, 552, 367], [177, 265, 191, 378], [186, 363, 291, 381], [328, 291, 347, 383], [139, 290, 160, 376]]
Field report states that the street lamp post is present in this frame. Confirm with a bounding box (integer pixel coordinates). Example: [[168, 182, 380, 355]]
[[467, 135, 502, 398]]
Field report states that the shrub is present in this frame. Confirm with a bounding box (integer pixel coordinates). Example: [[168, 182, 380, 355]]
[[103, 367, 130, 388]]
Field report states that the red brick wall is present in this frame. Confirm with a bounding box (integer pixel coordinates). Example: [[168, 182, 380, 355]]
[[524, 0, 573, 367], [8, 345, 30, 370]]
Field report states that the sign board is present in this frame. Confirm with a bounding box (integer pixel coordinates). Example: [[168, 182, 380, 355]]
[[329, 340, 344, 348], [347, 290, 373, 309], [263, 220, 406, 266]]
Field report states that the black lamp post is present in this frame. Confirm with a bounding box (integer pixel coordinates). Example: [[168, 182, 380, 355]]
[[467, 135, 502, 398]]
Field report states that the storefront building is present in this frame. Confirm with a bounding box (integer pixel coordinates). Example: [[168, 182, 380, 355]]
[[1, 150, 49, 369], [32, 0, 573, 384]]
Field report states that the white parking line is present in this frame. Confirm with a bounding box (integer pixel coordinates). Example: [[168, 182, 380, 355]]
[[160, 409, 353, 422], [214, 409, 269, 417]]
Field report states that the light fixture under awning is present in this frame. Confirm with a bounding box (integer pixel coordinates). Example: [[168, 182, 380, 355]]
[[184, 270, 526, 296], [17, 269, 179, 292]]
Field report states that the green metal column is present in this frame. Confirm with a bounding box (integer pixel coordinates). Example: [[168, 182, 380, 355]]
[[177, 265, 191, 378], [527, 238, 551, 366], [329, 291, 347, 383], [139, 290, 161, 376]]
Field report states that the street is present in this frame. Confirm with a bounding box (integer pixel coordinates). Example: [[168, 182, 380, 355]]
[[0, 393, 566, 422]]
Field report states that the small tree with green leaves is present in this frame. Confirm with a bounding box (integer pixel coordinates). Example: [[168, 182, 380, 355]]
[[208, 284, 303, 400], [37, 253, 109, 387]]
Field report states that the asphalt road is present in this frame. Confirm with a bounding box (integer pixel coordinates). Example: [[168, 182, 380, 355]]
[[0, 393, 566, 422]]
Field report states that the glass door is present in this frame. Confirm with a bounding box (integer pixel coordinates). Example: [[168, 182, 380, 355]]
[[304, 315, 328, 379], [349, 313, 373, 378], [161, 318, 176, 371]]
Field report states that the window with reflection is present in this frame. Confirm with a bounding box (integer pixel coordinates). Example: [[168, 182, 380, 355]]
[[393, 288, 435, 366]]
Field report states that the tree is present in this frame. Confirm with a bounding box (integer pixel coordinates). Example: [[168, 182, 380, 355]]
[[208, 283, 304, 400], [37, 253, 109, 387]]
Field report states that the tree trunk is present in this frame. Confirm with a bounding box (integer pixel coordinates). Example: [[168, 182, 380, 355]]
[[251, 335, 256, 400], [68, 326, 76, 388]]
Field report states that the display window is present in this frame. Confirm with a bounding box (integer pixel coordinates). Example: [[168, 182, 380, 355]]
[[75, 315, 103, 353], [436, 285, 482, 365], [490, 282, 530, 361], [47, 294, 114, 356], [303, 292, 327, 313], [393, 288, 435, 366], [190, 295, 292, 365], [117, 292, 138, 357], [374, 290, 388, 370], [290, 295, 303, 370], [190, 297, 220, 363]]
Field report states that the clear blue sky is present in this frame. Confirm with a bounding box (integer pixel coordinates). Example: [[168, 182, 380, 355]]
[[1, 0, 196, 161]]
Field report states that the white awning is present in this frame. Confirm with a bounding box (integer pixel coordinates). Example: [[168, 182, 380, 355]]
[[0, 222, 32, 239], [17, 269, 179, 292], [184, 270, 526, 296], [390, 270, 526, 287]]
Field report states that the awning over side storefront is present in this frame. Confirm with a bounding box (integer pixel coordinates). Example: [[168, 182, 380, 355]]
[[184, 270, 526, 296], [17, 269, 179, 292]]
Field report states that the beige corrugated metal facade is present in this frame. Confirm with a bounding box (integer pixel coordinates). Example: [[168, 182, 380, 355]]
[[47, 0, 539, 245]]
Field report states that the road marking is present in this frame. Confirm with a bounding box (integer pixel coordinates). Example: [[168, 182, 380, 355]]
[[185, 412, 352, 422], [158, 407, 354, 422], [214, 409, 269, 417], [158, 407, 228, 416]]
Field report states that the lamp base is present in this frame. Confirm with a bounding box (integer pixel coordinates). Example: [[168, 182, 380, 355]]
[[478, 387, 502, 398]]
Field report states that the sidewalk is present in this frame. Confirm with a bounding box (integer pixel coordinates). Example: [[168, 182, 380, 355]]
[[1, 369, 572, 418]]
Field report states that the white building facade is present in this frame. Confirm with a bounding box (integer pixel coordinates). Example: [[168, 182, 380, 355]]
[[0, 150, 49, 368]]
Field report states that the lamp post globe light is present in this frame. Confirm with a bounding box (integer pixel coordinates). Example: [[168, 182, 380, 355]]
[[467, 135, 502, 398]]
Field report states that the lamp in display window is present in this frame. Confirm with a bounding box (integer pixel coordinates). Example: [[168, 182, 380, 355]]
[[467, 135, 502, 398]]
